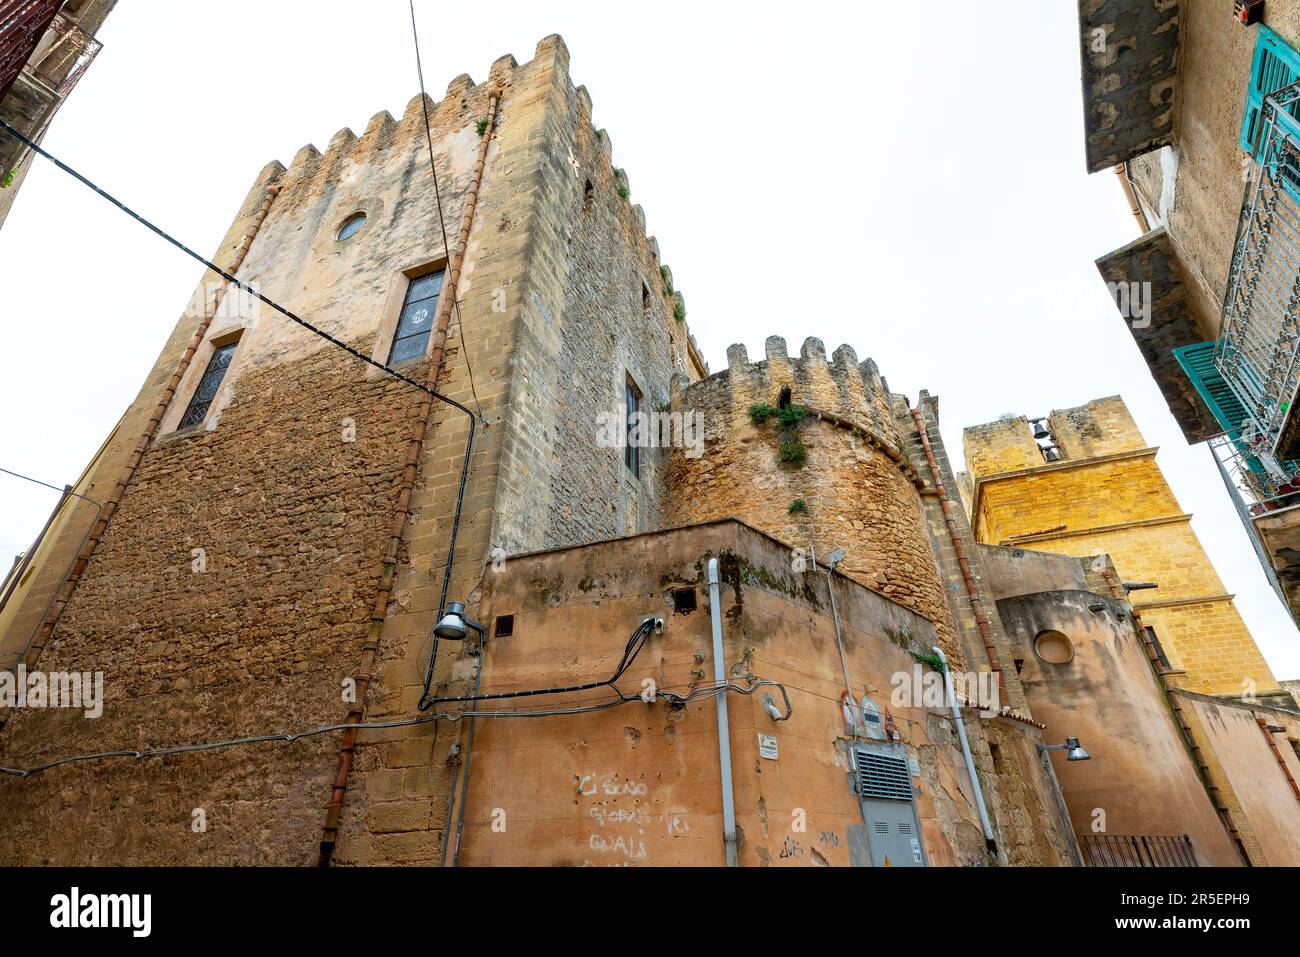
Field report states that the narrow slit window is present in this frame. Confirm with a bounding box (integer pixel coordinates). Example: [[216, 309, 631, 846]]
[[179, 341, 238, 429], [625, 375, 642, 477], [389, 269, 444, 364]]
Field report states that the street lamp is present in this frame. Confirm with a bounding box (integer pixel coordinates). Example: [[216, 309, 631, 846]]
[[1038, 736, 1091, 761]]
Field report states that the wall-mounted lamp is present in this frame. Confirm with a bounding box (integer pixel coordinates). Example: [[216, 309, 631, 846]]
[[433, 601, 487, 641], [1038, 736, 1090, 761]]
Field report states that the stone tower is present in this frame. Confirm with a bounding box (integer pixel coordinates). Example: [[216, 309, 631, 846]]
[[0, 35, 709, 865], [963, 396, 1281, 699]]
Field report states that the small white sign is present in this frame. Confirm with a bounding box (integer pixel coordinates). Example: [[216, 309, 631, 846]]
[[911, 837, 922, 863], [758, 733, 779, 760], [908, 755, 921, 777]]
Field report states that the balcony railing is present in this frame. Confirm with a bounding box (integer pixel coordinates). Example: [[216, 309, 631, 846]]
[[24, 11, 99, 97], [1209, 425, 1300, 514], [1078, 834, 1198, 868], [1217, 81, 1300, 459]]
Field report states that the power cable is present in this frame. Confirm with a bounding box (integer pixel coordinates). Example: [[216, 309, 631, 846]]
[[0, 119, 463, 410], [0, 676, 789, 779], [408, 0, 482, 419]]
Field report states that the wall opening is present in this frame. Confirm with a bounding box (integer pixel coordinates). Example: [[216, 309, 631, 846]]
[[1034, 630, 1074, 665]]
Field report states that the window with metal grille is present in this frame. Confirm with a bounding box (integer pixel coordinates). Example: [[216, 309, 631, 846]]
[[625, 375, 642, 477], [855, 749, 913, 801], [389, 270, 444, 364], [179, 341, 238, 429], [1242, 26, 1300, 155]]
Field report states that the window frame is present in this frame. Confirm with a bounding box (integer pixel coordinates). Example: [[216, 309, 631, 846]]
[[386, 267, 446, 366], [625, 374, 642, 478], [175, 331, 242, 432]]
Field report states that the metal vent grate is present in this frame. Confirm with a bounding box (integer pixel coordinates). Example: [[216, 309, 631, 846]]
[[855, 750, 914, 801], [873, 821, 889, 834], [898, 822, 912, 834]]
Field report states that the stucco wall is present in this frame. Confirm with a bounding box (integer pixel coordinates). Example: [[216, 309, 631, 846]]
[[1180, 692, 1300, 866], [995, 588, 1241, 866], [455, 520, 1074, 866]]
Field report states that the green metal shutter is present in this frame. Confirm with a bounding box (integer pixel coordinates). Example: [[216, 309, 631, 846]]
[[1241, 26, 1300, 155], [1173, 341, 1249, 432]]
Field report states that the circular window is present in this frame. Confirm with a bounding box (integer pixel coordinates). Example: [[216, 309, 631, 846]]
[[1034, 630, 1074, 665], [337, 211, 367, 241]]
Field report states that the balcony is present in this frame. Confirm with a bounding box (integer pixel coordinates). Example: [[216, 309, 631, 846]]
[[24, 11, 100, 97], [1217, 81, 1300, 460], [1209, 425, 1300, 623], [0, 10, 100, 178]]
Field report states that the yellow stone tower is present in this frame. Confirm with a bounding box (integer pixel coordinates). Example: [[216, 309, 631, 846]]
[[962, 396, 1279, 698]]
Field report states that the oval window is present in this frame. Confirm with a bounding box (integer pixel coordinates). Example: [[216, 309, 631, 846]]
[[1034, 630, 1074, 665], [337, 211, 367, 240]]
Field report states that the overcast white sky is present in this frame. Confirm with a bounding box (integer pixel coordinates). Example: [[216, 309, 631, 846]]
[[2, 1, 1297, 678]]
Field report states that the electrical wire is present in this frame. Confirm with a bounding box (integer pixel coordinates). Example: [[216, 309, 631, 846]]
[[0, 675, 789, 779], [425, 616, 658, 708], [0, 116, 485, 735], [408, 0, 482, 420], [0, 119, 462, 409], [0, 467, 104, 665]]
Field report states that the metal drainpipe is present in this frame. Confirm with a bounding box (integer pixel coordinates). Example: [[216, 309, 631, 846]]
[[933, 645, 997, 855], [318, 92, 500, 865], [824, 556, 854, 712], [708, 558, 739, 866], [20, 181, 281, 674], [909, 407, 1006, 689], [1114, 162, 1151, 233]]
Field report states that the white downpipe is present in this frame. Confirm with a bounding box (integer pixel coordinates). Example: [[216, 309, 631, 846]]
[[708, 558, 739, 867], [933, 645, 997, 854]]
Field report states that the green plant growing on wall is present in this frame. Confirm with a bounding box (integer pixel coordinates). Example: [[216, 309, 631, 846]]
[[788, 498, 808, 515], [749, 403, 777, 425], [778, 404, 808, 426], [673, 295, 685, 323], [1, 166, 17, 189], [613, 167, 629, 199], [475, 117, 490, 136], [660, 264, 674, 297], [909, 649, 947, 672], [779, 438, 807, 466], [595, 129, 604, 142]]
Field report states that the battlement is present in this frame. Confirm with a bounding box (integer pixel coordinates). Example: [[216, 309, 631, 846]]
[[673, 334, 904, 464]]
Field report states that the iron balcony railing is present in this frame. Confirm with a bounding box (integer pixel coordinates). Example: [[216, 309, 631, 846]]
[[24, 11, 100, 97], [1210, 425, 1300, 513], [1208, 425, 1295, 611], [1079, 834, 1198, 868], [1217, 80, 1300, 458]]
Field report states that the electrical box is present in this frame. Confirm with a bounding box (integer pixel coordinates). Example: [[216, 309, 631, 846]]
[[852, 745, 927, 867]]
